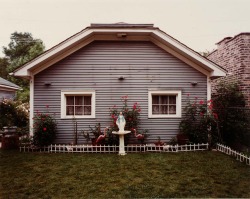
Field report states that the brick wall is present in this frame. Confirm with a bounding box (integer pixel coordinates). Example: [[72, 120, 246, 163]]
[[208, 33, 250, 107]]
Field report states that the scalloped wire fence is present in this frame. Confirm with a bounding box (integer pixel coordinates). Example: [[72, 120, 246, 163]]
[[216, 143, 250, 166], [19, 143, 209, 153]]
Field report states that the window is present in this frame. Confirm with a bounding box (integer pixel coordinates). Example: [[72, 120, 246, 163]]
[[148, 91, 181, 118], [61, 91, 95, 118]]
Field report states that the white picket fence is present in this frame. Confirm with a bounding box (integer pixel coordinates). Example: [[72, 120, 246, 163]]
[[216, 143, 250, 166], [19, 143, 208, 153], [146, 143, 208, 152]]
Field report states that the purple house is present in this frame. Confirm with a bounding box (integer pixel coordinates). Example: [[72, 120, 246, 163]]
[[13, 23, 226, 144]]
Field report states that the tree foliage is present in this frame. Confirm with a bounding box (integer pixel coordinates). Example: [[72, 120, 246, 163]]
[[1, 32, 45, 102], [0, 57, 9, 79]]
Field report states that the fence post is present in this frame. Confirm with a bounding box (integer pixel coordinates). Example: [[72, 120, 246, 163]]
[[247, 157, 250, 166]]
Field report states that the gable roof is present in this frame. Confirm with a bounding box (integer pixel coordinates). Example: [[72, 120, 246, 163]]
[[0, 77, 21, 91], [12, 23, 227, 78]]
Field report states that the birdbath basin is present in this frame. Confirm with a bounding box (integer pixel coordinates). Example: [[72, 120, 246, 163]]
[[112, 130, 131, 155]]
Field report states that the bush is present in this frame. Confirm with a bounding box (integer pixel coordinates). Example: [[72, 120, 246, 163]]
[[179, 97, 220, 145], [109, 95, 148, 144], [0, 99, 29, 131], [212, 81, 250, 148], [33, 110, 57, 146]]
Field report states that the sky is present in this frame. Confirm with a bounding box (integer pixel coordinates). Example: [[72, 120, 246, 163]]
[[0, 0, 249, 57]]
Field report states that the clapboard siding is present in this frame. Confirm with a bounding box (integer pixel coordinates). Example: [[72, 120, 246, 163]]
[[34, 41, 207, 144]]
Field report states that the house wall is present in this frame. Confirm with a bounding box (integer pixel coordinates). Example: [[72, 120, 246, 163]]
[[0, 89, 15, 100], [208, 33, 250, 107], [34, 41, 207, 144]]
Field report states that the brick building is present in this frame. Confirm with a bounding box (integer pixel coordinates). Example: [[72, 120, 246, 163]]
[[208, 33, 250, 107]]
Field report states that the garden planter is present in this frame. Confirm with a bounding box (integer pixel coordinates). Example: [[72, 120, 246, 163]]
[[1, 126, 19, 149], [2, 135, 19, 149]]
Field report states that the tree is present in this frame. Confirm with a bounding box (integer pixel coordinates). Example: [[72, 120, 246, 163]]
[[0, 57, 9, 79], [2, 32, 45, 102]]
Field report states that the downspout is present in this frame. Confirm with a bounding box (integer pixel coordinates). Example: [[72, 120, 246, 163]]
[[207, 76, 212, 101], [30, 74, 34, 136]]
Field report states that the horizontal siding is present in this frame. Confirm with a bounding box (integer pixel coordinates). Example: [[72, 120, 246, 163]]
[[34, 41, 207, 144], [0, 90, 15, 100]]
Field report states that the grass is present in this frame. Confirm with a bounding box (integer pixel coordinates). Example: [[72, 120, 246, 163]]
[[0, 150, 250, 198]]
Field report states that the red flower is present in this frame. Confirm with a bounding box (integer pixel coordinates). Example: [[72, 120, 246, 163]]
[[209, 103, 213, 110], [41, 118, 45, 121], [43, 127, 47, 131], [199, 100, 204, 105], [213, 113, 218, 119]]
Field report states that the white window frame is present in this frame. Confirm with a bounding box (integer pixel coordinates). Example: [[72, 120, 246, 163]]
[[148, 90, 182, 118], [61, 91, 95, 119]]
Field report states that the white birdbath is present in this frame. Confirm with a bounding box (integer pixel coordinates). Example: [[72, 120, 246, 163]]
[[112, 130, 131, 155]]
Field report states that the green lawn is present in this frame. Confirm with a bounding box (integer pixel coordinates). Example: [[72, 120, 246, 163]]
[[0, 150, 249, 198]]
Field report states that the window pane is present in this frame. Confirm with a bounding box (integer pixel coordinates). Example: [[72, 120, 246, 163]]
[[152, 105, 159, 114], [152, 95, 159, 104], [169, 105, 176, 114], [75, 96, 83, 105], [169, 96, 176, 104], [75, 106, 83, 115], [84, 96, 91, 105], [160, 105, 168, 114], [161, 96, 168, 105], [66, 96, 74, 105], [84, 106, 91, 115], [66, 106, 74, 115]]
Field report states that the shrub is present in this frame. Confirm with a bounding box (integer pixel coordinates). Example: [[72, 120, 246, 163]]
[[109, 96, 141, 131], [33, 109, 57, 146], [179, 97, 220, 146], [109, 95, 148, 144], [212, 81, 250, 148], [0, 99, 29, 132]]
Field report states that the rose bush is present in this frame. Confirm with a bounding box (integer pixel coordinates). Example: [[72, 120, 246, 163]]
[[179, 96, 220, 146], [109, 96, 148, 144], [33, 107, 57, 146]]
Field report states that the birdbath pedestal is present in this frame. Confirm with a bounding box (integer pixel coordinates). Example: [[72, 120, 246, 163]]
[[112, 131, 131, 155]]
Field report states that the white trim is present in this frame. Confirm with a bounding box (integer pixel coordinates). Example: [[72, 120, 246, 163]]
[[207, 77, 212, 101], [30, 75, 34, 136], [13, 26, 226, 78], [61, 91, 96, 119], [148, 90, 182, 118], [0, 84, 20, 91]]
